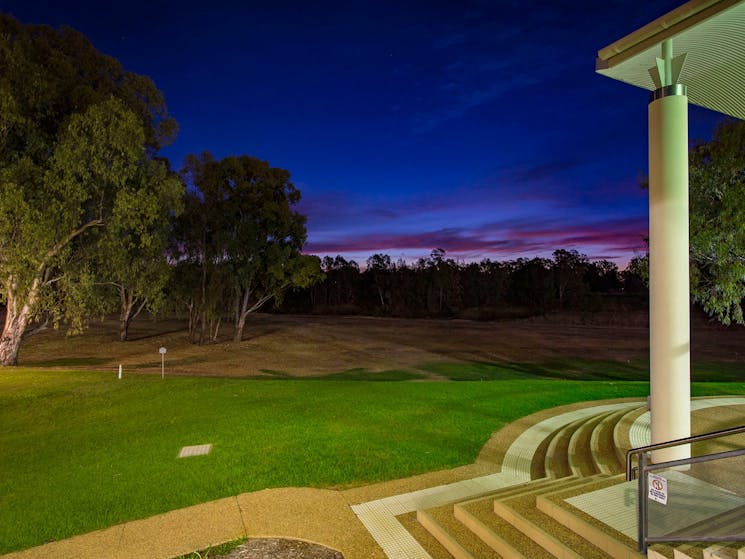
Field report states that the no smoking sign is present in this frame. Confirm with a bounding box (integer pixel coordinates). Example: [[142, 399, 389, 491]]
[[648, 473, 668, 505]]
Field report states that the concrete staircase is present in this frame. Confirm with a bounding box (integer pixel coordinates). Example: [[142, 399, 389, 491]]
[[396, 402, 745, 559]]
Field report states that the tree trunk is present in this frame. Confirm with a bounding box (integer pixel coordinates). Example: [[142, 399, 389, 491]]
[[199, 249, 207, 345], [119, 288, 133, 342], [376, 284, 386, 309], [186, 299, 196, 343], [0, 220, 101, 365], [233, 295, 240, 328], [0, 284, 38, 366], [233, 287, 251, 342], [234, 312, 247, 342], [199, 309, 207, 345], [211, 316, 221, 342], [0, 308, 30, 366], [233, 287, 278, 342], [119, 314, 131, 342]]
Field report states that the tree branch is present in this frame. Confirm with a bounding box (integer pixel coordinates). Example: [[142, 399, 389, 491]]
[[22, 317, 49, 338], [43, 276, 64, 287], [243, 283, 291, 316], [39, 218, 104, 274], [132, 298, 148, 321]]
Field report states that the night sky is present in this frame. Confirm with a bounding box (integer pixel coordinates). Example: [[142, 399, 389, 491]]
[[1, 1, 728, 268]]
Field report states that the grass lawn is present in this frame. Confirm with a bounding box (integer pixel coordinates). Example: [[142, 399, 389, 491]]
[[2, 368, 745, 554]]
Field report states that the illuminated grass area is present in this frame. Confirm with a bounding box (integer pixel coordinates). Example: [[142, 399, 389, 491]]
[[1, 368, 744, 553]]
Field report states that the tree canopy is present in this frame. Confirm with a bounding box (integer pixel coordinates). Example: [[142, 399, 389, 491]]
[[173, 152, 322, 344], [280, 249, 643, 319], [689, 119, 745, 324], [0, 14, 179, 364]]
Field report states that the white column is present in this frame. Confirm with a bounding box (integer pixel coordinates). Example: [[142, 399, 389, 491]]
[[648, 84, 691, 463]]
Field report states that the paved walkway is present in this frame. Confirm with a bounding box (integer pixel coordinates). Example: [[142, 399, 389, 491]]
[[2, 397, 743, 559]]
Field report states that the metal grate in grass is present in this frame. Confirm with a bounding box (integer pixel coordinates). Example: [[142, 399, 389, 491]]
[[177, 444, 213, 458]]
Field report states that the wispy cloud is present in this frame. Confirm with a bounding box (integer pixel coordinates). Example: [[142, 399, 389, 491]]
[[304, 209, 648, 267]]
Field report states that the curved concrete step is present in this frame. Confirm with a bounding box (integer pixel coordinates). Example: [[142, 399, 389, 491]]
[[591, 407, 631, 474], [613, 405, 647, 465], [544, 417, 586, 478], [543, 408, 632, 480], [568, 411, 612, 477], [363, 398, 745, 559]]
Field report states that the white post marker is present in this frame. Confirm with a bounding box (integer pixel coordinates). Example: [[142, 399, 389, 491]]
[[118, 364, 122, 380], [159, 347, 167, 379]]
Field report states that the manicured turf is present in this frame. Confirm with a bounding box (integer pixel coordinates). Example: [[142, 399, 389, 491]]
[[1, 368, 744, 553]]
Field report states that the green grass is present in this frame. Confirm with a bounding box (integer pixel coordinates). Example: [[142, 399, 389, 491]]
[[422, 361, 636, 381], [261, 367, 427, 380], [1, 367, 744, 553], [421, 359, 745, 382]]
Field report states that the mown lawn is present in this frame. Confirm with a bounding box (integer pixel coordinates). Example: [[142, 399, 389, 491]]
[[1, 368, 744, 554]]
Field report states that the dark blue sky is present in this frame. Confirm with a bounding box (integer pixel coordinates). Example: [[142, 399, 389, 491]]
[[2, 1, 726, 267]]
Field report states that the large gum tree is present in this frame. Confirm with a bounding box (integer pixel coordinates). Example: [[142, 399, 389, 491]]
[[689, 120, 745, 325], [0, 15, 177, 365], [175, 153, 322, 344]]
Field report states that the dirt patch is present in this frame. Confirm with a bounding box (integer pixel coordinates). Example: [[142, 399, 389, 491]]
[[218, 538, 343, 559], [16, 312, 745, 378]]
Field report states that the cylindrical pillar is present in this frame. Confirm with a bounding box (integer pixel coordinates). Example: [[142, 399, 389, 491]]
[[648, 84, 691, 463]]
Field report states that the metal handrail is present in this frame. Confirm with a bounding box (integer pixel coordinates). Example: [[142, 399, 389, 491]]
[[626, 424, 745, 481], [625, 423, 745, 553]]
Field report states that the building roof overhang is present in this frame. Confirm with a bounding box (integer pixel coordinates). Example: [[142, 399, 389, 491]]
[[596, 0, 745, 119]]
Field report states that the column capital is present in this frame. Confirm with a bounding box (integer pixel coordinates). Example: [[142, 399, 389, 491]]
[[648, 39, 687, 89], [651, 83, 688, 101]]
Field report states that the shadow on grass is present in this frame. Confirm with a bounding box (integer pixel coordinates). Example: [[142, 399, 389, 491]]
[[257, 361, 650, 382], [256, 359, 742, 383], [125, 327, 188, 341], [23, 357, 112, 367], [692, 362, 745, 382], [316, 368, 427, 381], [420, 360, 650, 381], [259, 368, 427, 381]]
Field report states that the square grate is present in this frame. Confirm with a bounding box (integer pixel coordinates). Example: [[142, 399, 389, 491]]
[[177, 444, 213, 458]]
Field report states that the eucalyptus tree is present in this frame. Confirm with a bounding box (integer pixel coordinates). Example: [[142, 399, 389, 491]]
[[551, 249, 591, 309], [366, 253, 393, 311], [689, 120, 745, 324], [175, 153, 321, 344], [0, 14, 177, 364], [510, 257, 555, 315], [96, 158, 183, 341]]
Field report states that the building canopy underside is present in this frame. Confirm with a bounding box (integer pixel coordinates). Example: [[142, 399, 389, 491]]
[[596, 0, 745, 120]]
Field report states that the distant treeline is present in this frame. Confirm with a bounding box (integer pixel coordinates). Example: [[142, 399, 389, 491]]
[[278, 249, 648, 319]]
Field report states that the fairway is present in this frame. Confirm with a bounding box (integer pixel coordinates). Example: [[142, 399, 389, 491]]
[[15, 312, 745, 380], [2, 314, 745, 554]]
